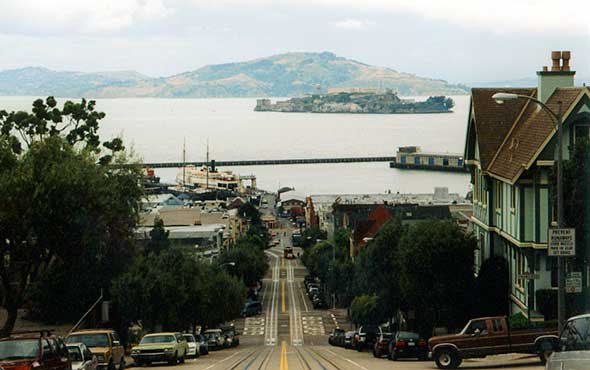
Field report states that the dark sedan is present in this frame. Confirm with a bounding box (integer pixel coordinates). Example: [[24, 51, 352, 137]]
[[388, 331, 428, 361], [328, 328, 346, 347], [373, 332, 393, 358]]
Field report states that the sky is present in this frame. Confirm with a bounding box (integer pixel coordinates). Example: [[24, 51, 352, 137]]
[[0, 0, 589, 84]]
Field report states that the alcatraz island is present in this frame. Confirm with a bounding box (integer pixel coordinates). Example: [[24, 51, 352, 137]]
[[255, 87, 455, 114]]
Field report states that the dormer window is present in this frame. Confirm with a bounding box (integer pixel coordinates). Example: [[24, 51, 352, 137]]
[[574, 124, 590, 143]]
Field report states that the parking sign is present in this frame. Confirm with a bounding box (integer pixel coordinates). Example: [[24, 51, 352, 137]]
[[548, 228, 575, 256]]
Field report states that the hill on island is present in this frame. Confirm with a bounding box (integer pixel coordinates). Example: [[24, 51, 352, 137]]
[[0, 52, 468, 98]]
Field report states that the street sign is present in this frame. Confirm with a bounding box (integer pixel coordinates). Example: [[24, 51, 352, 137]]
[[566, 272, 582, 293], [518, 273, 540, 280], [548, 228, 576, 256]]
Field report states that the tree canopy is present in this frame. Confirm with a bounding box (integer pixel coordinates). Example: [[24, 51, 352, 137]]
[[0, 97, 142, 335]]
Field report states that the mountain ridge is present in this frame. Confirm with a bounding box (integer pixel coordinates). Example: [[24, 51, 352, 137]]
[[0, 52, 469, 98]]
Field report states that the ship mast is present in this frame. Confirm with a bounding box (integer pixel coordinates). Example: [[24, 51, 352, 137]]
[[182, 138, 186, 190], [206, 139, 209, 190]]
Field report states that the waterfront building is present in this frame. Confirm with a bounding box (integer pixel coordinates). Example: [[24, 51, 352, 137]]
[[464, 51, 590, 318]]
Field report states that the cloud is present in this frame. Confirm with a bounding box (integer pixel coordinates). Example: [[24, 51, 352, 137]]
[[333, 19, 375, 30], [0, 0, 173, 34]]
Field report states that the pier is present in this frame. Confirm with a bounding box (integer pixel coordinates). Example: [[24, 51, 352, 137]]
[[138, 156, 396, 168]]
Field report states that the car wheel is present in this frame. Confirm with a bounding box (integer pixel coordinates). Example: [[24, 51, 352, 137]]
[[135, 360, 143, 367], [119, 358, 125, 370], [434, 349, 460, 369], [108, 360, 115, 370], [168, 352, 177, 366], [372, 348, 379, 358]]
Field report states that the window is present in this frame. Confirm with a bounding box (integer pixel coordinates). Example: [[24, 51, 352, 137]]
[[414, 156, 421, 165], [510, 185, 516, 210], [492, 319, 504, 333], [443, 158, 449, 166], [574, 125, 590, 143], [495, 182, 503, 210], [561, 316, 590, 351], [464, 320, 488, 335], [515, 249, 526, 289], [474, 170, 479, 202]]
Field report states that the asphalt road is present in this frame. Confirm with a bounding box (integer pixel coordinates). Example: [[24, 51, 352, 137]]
[[131, 239, 545, 370]]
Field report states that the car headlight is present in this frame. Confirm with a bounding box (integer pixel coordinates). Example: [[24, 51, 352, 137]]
[[131, 349, 139, 355], [96, 355, 105, 362], [164, 348, 174, 353]]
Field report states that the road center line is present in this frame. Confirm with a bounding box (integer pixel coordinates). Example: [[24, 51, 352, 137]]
[[324, 349, 370, 370], [203, 350, 242, 370]]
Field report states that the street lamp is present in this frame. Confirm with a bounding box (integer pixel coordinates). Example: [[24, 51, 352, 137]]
[[492, 93, 565, 332]]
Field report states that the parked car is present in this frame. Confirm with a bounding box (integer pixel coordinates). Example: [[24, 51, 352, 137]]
[[241, 301, 262, 317], [388, 331, 428, 361], [67, 343, 98, 370], [373, 332, 393, 358], [221, 326, 239, 347], [328, 328, 346, 347], [355, 325, 381, 351], [66, 330, 125, 370], [0, 331, 71, 370], [130, 333, 188, 366], [197, 334, 209, 355], [181, 334, 199, 359], [546, 314, 590, 370], [312, 295, 327, 309], [428, 316, 558, 369], [344, 331, 357, 349], [203, 330, 224, 350]]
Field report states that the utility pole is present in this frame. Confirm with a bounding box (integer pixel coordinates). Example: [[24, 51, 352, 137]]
[[556, 101, 565, 333]]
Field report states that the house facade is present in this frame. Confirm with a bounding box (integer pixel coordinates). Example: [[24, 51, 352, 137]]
[[465, 51, 590, 318]]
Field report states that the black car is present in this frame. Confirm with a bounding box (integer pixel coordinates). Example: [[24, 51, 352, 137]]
[[197, 334, 209, 355], [241, 301, 262, 317], [328, 328, 346, 347], [312, 295, 327, 309], [355, 325, 381, 351], [373, 332, 394, 358], [220, 326, 239, 347], [388, 331, 428, 361]]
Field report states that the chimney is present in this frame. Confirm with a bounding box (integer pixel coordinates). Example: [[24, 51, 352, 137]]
[[537, 50, 575, 103]]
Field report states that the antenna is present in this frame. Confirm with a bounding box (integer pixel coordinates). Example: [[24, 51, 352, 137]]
[[206, 139, 209, 190]]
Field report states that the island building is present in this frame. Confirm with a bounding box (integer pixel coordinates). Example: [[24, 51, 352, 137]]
[[464, 50, 590, 318]]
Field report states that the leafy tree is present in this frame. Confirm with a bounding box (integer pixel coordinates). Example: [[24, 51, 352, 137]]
[[0, 97, 141, 335], [301, 227, 327, 249], [145, 218, 170, 256], [350, 294, 386, 326], [398, 220, 476, 337], [353, 218, 405, 321], [474, 256, 509, 317], [218, 240, 269, 286]]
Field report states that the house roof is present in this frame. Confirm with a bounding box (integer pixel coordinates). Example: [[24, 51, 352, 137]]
[[471, 88, 536, 169], [488, 87, 586, 182], [140, 208, 228, 227]]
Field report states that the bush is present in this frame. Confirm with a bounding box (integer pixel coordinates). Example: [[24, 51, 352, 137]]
[[507, 313, 529, 330], [536, 289, 558, 321]]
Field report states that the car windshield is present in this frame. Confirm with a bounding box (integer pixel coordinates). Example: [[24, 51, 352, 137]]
[[67, 347, 83, 362], [205, 333, 219, 339], [140, 335, 175, 344], [561, 317, 590, 351], [182, 335, 195, 343], [0, 339, 40, 360], [67, 334, 109, 347], [398, 331, 420, 340]]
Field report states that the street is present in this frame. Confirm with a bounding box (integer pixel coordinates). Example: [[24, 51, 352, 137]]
[[131, 237, 545, 370]]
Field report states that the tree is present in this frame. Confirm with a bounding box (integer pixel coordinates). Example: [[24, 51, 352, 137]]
[[474, 256, 509, 317], [350, 294, 386, 326], [398, 220, 476, 337], [0, 97, 142, 335], [301, 227, 327, 249], [145, 218, 170, 256], [218, 240, 269, 286]]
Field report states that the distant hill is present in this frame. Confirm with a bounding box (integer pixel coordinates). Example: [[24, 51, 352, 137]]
[[0, 52, 468, 98]]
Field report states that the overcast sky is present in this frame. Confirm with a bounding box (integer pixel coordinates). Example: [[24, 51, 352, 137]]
[[1, 0, 589, 84]]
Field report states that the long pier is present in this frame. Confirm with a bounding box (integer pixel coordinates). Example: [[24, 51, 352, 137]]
[[140, 156, 396, 168]]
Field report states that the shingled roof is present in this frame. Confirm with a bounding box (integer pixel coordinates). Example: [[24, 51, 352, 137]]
[[471, 88, 536, 169], [487, 87, 587, 182]]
